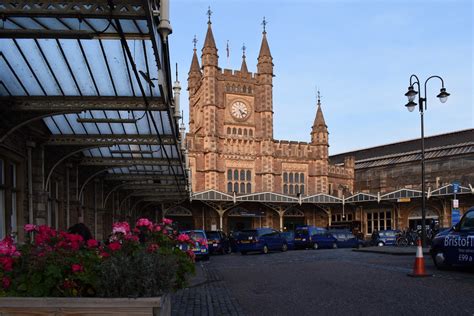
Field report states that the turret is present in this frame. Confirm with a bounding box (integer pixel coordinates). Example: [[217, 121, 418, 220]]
[[188, 36, 202, 93], [201, 12, 218, 68], [257, 18, 273, 76], [240, 43, 249, 73], [311, 92, 328, 146]]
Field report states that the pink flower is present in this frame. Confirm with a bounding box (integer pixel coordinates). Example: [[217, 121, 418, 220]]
[[154, 225, 162, 232], [112, 222, 130, 235], [87, 239, 99, 248], [99, 251, 110, 258], [71, 264, 83, 273], [2, 276, 11, 289], [125, 235, 139, 242], [136, 218, 153, 229], [162, 218, 173, 225], [0, 236, 20, 257], [108, 241, 122, 252], [24, 224, 37, 232], [177, 233, 190, 243]]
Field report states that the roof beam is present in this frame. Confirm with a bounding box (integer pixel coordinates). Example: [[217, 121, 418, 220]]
[[79, 157, 182, 167], [104, 174, 184, 181], [0, 29, 149, 40], [0, 1, 146, 19], [120, 184, 186, 191], [45, 134, 175, 146], [2, 96, 166, 111]]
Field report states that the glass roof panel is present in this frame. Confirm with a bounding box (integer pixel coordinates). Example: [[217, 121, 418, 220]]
[[101, 39, 134, 97], [35, 17, 70, 30], [43, 117, 61, 134], [51, 115, 74, 134]]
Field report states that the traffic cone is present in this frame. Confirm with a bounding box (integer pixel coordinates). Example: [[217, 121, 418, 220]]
[[407, 239, 432, 277]]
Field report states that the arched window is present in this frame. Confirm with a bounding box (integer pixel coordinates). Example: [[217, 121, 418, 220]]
[[283, 172, 288, 182], [248, 86, 252, 93], [232, 85, 236, 92], [300, 173, 304, 182], [289, 173, 294, 183], [243, 129, 248, 136], [227, 169, 232, 180], [233, 182, 239, 192], [240, 183, 245, 193], [283, 184, 288, 194], [295, 185, 299, 195], [243, 86, 247, 93], [227, 182, 233, 193], [226, 84, 230, 92], [234, 170, 239, 180], [246, 170, 251, 181], [232, 128, 237, 134], [300, 185, 305, 195], [227, 127, 231, 134], [249, 129, 253, 136], [240, 170, 245, 181], [295, 173, 299, 183], [246, 183, 251, 193], [238, 128, 242, 135], [289, 185, 294, 195]]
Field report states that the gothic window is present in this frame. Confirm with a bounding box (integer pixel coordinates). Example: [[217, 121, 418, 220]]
[[243, 86, 247, 93], [283, 171, 306, 196], [226, 84, 230, 92], [248, 86, 252, 93], [232, 128, 237, 134], [227, 127, 231, 134], [232, 85, 236, 92], [227, 168, 252, 194], [249, 129, 253, 136], [238, 128, 242, 135], [243, 129, 248, 136]]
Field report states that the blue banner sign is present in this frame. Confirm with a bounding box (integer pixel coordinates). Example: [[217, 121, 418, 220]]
[[452, 209, 461, 226]]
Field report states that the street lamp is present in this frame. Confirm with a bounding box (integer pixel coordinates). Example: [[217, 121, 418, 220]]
[[403, 74, 450, 246]]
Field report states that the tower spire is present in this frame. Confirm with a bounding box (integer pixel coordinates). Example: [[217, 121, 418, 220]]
[[240, 43, 248, 73], [311, 89, 328, 144], [257, 17, 272, 74], [201, 7, 218, 67]]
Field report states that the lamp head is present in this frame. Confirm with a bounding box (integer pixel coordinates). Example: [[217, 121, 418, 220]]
[[404, 86, 418, 102], [405, 101, 417, 112], [437, 88, 450, 103]]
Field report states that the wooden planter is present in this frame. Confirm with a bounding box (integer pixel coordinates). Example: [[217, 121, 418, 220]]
[[0, 295, 170, 316]]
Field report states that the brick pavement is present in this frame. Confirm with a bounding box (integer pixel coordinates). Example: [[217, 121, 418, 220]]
[[171, 261, 246, 316]]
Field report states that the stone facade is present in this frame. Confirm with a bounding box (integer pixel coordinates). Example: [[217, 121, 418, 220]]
[[186, 21, 355, 198]]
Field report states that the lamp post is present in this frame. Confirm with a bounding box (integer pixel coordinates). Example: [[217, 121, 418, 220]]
[[404, 75, 450, 246]]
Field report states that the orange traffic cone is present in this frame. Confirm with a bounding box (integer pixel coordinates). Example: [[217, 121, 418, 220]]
[[407, 239, 432, 277]]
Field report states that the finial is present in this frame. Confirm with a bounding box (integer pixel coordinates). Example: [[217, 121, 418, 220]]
[[317, 87, 322, 106], [207, 6, 212, 24], [242, 43, 246, 58], [262, 16, 267, 34], [192, 35, 198, 50]]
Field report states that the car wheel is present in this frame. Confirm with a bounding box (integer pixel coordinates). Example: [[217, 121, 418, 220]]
[[432, 249, 450, 270], [262, 245, 269, 254], [332, 243, 338, 249], [241, 251, 247, 255], [312, 243, 319, 250], [377, 241, 384, 247], [281, 243, 288, 252]]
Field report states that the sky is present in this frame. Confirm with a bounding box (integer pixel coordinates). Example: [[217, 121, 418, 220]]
[[169, 0, 473, 155]]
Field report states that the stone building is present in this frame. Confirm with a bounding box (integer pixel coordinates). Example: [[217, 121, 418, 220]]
[[179, 19, 355, 231]]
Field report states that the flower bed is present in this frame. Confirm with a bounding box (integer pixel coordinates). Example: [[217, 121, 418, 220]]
[[0, 218, 196, 299]]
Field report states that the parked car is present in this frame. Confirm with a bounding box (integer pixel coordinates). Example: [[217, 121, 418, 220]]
[[430, 207, 474, 269], [294, 226, 338, 250], [280, 231, 295, 250], [206, 230, 231, 255], [236, 228, 288, 254], [329, 230, 364, 248], [373, 230, 399, 246], [180, 230, 209, 260]]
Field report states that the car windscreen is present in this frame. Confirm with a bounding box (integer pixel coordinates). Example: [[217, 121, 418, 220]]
[[380, 231, 397, 237], [239, 230, 258, 238], [206, 231, 220, 239], [187, 231, 206, 241]]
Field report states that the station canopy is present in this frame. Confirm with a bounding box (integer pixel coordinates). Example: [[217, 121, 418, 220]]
[[0, 1, 188, 204]]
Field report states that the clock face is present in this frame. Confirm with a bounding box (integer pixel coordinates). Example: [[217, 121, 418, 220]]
[[231, 101, 249, 120]]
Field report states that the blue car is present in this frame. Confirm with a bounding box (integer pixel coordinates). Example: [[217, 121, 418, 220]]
[[330, 230, 364, 248], [237, 228, 288, 254], [375, 230, 399, 246], [294, 226, 338, 250], [430, 207, 474, 269], [280, 231, 295, 250], [206, 230, 232, 255], [180, 230, 210, 260]]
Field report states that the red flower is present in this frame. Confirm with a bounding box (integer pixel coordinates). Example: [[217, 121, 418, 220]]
[[71, 264, 83, 273], [99, 251, 110, 258], [2, 276, 11, 289], [0, 257, 13, 271], [147, 243, 160, 253], [162, 218, 173, 225], [87, 239, 99, 248], [108, 241, 122, 252], [125, 235, 139, 242]]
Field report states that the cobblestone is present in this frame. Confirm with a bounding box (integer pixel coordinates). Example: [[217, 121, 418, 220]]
[[171, 261, 246, 316]]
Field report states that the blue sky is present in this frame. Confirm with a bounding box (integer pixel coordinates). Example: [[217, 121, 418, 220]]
[[169, 0, 473, 155]]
